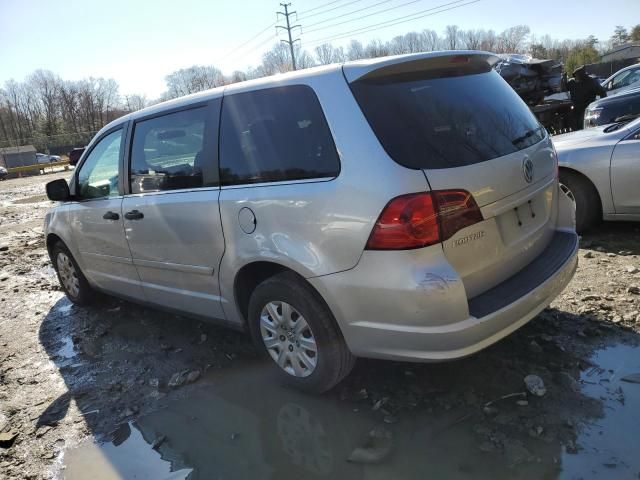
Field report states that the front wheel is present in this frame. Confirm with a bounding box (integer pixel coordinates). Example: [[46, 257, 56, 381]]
[[248, 272, 355, 393], [559, 171, 600, 234]]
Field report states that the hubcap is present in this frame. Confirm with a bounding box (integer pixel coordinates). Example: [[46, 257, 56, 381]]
[[560, 183, 575, 203], [57, 252, 80, 298], [260, 301, 318, 377]]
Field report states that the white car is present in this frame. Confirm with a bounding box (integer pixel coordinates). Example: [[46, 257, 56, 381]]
[[601, 63, 640, 96], [36, 153, 61, 164]]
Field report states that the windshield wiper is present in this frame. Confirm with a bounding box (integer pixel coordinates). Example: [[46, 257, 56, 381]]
[[512, 127, 540, 147]]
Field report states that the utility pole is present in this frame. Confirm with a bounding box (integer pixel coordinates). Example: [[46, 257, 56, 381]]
[[276, 3, 300, 71]]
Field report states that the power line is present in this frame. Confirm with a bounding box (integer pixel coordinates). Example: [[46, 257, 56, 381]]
[[306, 0, 427, 34], [304, 0, 395, 29], [277, 3, 301, 70], [220, 21, 277, 61], [297, 0, 363, 21], [297, 0, 347, 15], [304, 0, 479, 46]]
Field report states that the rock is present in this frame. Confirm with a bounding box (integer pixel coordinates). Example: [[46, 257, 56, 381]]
[[581, 295, 601, 302], [627, 285, 640, 295], [524, 374, 546, 397], [607, 253, 617, 258], [529, 340, 543, 354], [483, 405, 498, 416], [516, 400, 529, 406], [583, 251, 594, 259], [347, 426, 393, 464], [623, 311, 639, 322], [168, 369, 201, 388], [0, 245, 8, 252], [383, 415, 398, 425], [148, 378, 159, 388], [626, 266, 639, 274], [478, 441, 495, 452], [151, 435, 166, 450], [621, 373, 640, 384], [0, 431, 17, 448]]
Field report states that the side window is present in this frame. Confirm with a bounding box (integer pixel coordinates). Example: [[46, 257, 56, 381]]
[[130, 107, 210, 194], [77, 129, 122, 200], [220, 85, 340, 185]]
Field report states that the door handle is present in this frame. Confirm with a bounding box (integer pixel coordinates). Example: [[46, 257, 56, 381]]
[[124, 210, 144, 220], [103, 211, 120, 220]]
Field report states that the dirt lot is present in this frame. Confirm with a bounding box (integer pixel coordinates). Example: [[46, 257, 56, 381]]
[[1, 172, 639, 479]]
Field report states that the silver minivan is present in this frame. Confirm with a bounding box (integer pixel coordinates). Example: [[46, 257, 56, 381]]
[[44, 51, 578, 392]]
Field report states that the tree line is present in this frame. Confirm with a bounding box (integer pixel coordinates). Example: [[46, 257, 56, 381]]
[[2, 23, 638, 151]]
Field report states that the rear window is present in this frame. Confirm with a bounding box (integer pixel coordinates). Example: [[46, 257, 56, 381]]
[[351, 70, 545, 170], [219, 85, 339, 185]]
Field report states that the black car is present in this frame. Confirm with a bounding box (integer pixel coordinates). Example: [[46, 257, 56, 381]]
[[584, 86, 640, 128]]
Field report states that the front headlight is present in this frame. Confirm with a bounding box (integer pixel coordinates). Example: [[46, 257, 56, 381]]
[[583, 107, 603, 128]]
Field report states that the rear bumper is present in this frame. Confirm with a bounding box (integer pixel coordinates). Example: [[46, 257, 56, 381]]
[[309, 230, 578, 362]]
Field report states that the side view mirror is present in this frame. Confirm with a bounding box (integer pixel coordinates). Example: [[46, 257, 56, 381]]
[[46, 178, 71, 201]]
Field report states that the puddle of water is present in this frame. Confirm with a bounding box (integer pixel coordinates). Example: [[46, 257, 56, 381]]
[[561, 343, 640, 479], [63, 424, 192, 480], [61, 344, 640, 480], [56, 336, 76, 360], [57, 303, 74, 316]]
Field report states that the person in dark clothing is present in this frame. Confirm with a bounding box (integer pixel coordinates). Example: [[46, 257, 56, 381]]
[[566, 65, 607, 130]]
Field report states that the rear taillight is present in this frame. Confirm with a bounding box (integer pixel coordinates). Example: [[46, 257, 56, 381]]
[[366, 190, 483, 250]]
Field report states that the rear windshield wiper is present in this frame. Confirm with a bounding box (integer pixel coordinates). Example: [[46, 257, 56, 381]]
[[512, 128, 540, 147]]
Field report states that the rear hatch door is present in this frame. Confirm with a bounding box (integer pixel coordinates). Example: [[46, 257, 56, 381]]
[[347, 52, 558, 298]]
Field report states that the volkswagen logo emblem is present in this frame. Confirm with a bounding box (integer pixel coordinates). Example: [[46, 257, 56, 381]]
[[522, 157, 534, 184]]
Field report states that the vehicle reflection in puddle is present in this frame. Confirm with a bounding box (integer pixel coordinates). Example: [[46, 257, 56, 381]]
[[62, 344, 640, 480]]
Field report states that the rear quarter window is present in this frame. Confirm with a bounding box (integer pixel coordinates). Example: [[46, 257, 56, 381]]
[[219, 85, 340, 185], [350, 70, 545, 170]]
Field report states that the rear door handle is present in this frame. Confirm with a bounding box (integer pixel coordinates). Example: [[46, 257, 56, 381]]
[[103, 211, 120, 220], [124, 210, 144, 220]]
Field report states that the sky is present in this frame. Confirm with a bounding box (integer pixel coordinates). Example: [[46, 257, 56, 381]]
[[1, 0, 639, 99]]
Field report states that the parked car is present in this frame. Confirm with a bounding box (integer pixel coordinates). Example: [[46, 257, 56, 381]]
[[584, 86, 640, 128], [36, 153, 61, 164], [44, 51, 578, 393], [555, 117, 640, 232], [601, 63, 640, 96], [68, 147, 85, 166], [0, 166, 7, 180]]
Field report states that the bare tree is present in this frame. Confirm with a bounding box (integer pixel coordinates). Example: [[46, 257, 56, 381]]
[[445, 25, 460, 49], [480, 30, 498, 51], [346, 40, 366, 60], [124, 94, 147, 112], [463, 29, 483, 50], [421, 30, 440, 51], [498, 25, 530, 53], [163, 65, 225, 99], [315, 43, 336, 65]]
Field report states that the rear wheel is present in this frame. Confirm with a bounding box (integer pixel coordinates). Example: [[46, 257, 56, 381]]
[[51, 242, 96, 305], [559, 170, 601, 233], [248, 272, 355, 393]]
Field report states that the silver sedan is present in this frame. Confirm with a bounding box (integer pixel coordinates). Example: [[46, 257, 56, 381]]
[[555, 117, 640, 232]]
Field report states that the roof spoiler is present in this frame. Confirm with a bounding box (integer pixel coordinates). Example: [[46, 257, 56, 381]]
[[342, 50, 500, 83]]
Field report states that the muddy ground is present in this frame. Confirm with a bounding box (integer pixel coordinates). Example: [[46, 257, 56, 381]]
[[0, 172, 639, 479]]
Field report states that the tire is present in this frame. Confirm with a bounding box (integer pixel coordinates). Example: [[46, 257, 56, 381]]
[[51, 241, 96, 305], [559, 170, 601, 234], [248, 272, 356, 394]]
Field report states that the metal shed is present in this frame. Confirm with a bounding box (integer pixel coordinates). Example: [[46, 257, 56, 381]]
[[600, 43, 640, 63], [0, 145, 37, 169]]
